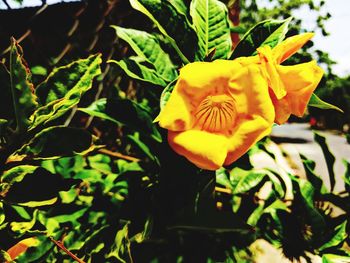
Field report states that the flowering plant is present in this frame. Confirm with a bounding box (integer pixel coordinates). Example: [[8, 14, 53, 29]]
[[1, 0, 348, 262], [157, 33, 323, 170]]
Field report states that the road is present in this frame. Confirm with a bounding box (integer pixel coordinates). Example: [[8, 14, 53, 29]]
[[270, 123, 350, 193]]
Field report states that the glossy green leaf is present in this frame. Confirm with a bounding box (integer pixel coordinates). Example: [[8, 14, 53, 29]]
[[11, 126, 93, 161], [308, 93, 343, 113], [230, 18, 291, 59], [190, 0, 232, 60], [129, 0, 197, 63], [30, 54, 102, 129], [9, 38, 38, 132], [319, 221, 348, 251], [314, 132, 336, 192], [109, 57, 167, 86], [112, 26, 177, 82]]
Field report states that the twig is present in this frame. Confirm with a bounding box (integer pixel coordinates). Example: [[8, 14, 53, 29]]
[[215, 186, 232, 194], [2, 0, 11, 9], [98, 148, 140, 162], [49, 236, 85, 263]]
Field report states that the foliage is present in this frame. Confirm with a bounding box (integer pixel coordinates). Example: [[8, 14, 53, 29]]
[[0, 1, 349, 263]]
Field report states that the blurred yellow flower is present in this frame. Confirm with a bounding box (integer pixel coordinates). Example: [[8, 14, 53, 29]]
[[156, 33, 323, 170]]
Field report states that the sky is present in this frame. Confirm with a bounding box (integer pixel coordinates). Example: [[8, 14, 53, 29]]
[[0, 0, 349, 77], [293, 0, 350, 76]]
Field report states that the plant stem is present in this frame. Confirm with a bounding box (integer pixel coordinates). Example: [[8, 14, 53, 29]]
[[49, 236, 86, 263]]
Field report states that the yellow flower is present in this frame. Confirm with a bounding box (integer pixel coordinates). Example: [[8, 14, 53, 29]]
[[157, 60, 275, 170], [156, 33, 323, 170], [257, 33, 324, 124]]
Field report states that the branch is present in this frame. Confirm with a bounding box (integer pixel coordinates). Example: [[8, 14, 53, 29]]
[[49, 236, 85, 263], [98, 148, 140, 162]]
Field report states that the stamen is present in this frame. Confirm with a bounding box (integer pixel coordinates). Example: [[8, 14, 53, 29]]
[[194, 94, 237, 133]]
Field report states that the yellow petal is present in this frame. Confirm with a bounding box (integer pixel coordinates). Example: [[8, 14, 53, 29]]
[[157, 87, 193, 131], [257, 45, 286, 99], [168, 130, 229, 170], [224, 116, 272, 165], [273, 32, 315, 63], [177, 60, 242, 100], [229, 64, 275, 123], [274, 61, 324, 123]]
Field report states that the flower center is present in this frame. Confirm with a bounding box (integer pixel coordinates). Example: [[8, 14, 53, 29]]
[[194, 94, 237, 133]]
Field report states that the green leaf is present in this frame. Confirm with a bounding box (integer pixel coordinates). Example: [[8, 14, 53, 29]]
[[31, 54, 102, 129], [78, 98, 122, 125], [112, 26, 177, 82], [2, 165, 38, 183], [15, 235, 57, 263], [109, 57, 167, 86], [169, 0, 189, 17], [319, 221, 348, 251], [299, 179, 315, 207], [128, 132, 156, 161], [10, 210, 38, 235], [0, 250, 12, 262], [159, 78, 177, 110], [9, 38, 38, 132], [190, 0, 232, 60], [216, 167, 232, 190], [314, 132, 336, 192], [79, 98, 162, 142], [0, 202, 5, 225], [30, 66, 47, 76], [322, 254, 350, 263], [229, 168, 266, 194], [10, 126, 93, 161], [308, 93, 343, 113], [107, 223, 132, 263], [300, 154, 328, 194], [129, 0, 197, 63], [51, 208, 88, 224], [230, 18, 291, 59]]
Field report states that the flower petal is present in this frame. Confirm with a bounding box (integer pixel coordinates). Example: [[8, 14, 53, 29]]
[[273, 33, 315, 64], [177, 60, 242, 100], [168, 130, 229, 170], [157, 87, 193, 131], [258, 45, 286, 99], [273, 61, 324, 124], [229, 64, 275, 123], [224, 116, 272, 165]]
